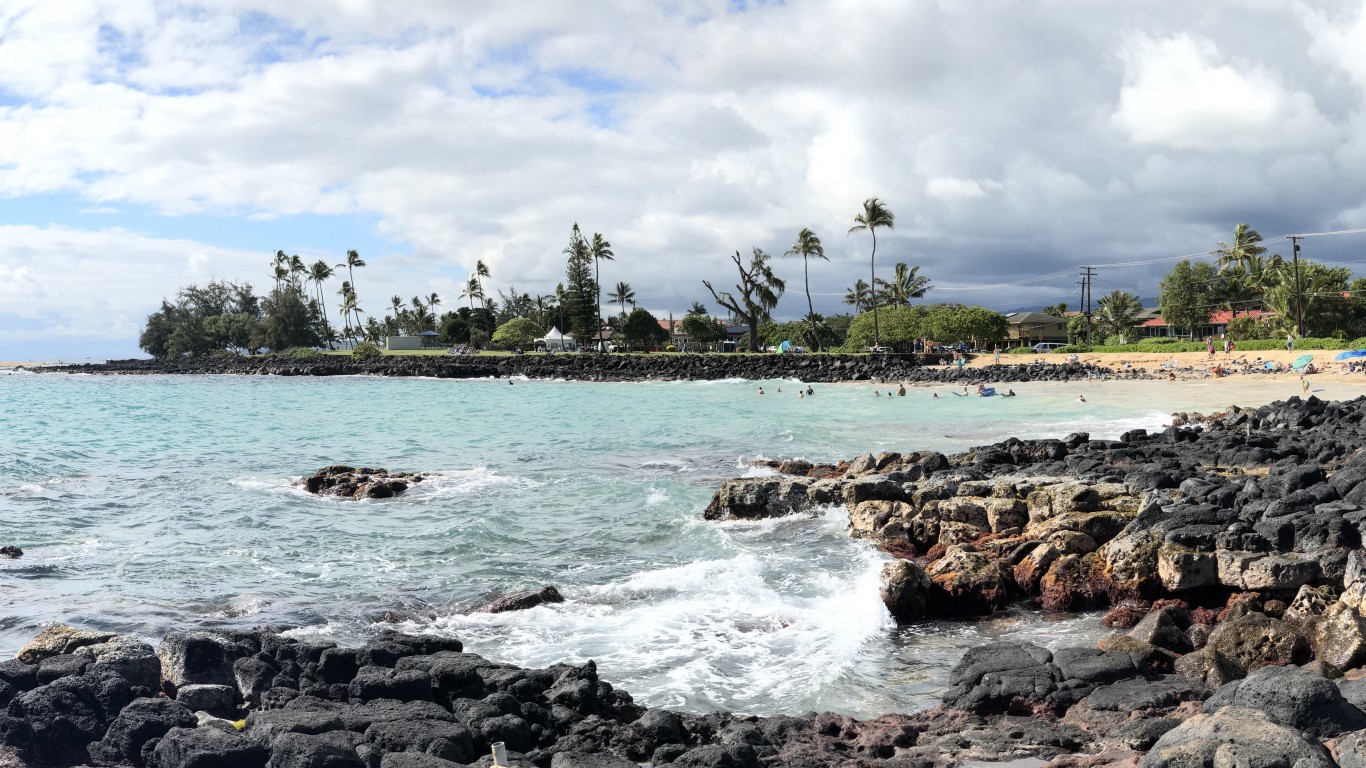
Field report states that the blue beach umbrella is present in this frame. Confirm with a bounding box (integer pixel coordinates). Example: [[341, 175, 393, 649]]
[[779, 340, 792, 354], [1335, 349, 1366, 360]]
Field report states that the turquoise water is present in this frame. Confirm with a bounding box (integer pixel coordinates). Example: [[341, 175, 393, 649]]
[[0, 371, 1215, 717]]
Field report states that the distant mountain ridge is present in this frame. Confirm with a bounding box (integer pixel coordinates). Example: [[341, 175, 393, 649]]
[[1003, 297, 1158, 315]]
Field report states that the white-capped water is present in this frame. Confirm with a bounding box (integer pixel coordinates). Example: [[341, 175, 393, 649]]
[[0, 372, 1304, 717]]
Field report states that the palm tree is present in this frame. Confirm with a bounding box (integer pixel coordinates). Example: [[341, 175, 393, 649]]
[[309, 260, 335, 347], [460, 277, 483, 313], [271, 250, 289, 291], [336, 281, 354, 340], [337, 282, 363, 345], [288, 254, 306, 289], [589, 233, 614, 351], [607, 281, 635, 318], [390, 295, 405, 317], [843, 280, 872, 313], [784, 228, 829, 351], [428, 292, 442, 313], [849, 198, 895, 348], [876, 262, 931, 307], [1093, 290, 1144, 343], [1215, 223, 1268, 273], [337, 249, 366, 333]]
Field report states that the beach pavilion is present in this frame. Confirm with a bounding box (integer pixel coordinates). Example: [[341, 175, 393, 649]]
[[540, 327, 576, 352]]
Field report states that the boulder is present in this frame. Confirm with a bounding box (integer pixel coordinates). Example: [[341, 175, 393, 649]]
[[879, 560, 931, 622], [702, 477, 813, 520], [176, 683, 237, 714], [1313, 601, 1366, 670], [264, 731, 367, 768], [925, 546, 1011, 616], [1204, 612, 1310, 677], [88, 698, 197, 767], [1128, 608, 1193, 654], [347, 666, 433, 702], [1202, 664, 1366, 738], [0, 546, 21, 558], [475, 586, 565, 614], [159, 631, 245, 689], [1138, 706, 1333, 768], [151, 726, 269, 768], [16, 625, 117, 664], [77, 637, 163, 692], [0, 674, 107, 765], [942, 642, 1059, 713]]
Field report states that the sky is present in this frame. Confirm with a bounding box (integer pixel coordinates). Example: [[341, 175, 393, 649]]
[[3, 1, 1366, 361]]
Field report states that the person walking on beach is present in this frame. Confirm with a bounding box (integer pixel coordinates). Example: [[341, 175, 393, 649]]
[[1287, 333, 1295, 351]]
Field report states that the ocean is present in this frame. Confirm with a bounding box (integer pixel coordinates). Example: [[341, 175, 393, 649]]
[[0, 370, 1285, 718]]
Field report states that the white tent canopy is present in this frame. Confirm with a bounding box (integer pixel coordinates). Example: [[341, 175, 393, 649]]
[[540, 327, 576, 351]]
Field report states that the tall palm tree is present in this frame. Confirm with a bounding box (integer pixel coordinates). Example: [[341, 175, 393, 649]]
[[1093, 290, 1144, 343], [288, 254, 306, 289], [1214, 223, 1268, 273], [784, 227, 829, 351], [271, 250, 289, 291], [428, 292, 442, 313], [309, 260, 335, 348], [460, 277, 483, 313], [337, 249, 366, 334], [843, 280, 872, 313], [589, 233, 614, 351], [607, 281, 635, 318], [849, 198, 895, 348], [390, 295, 405, 317], [337, 282, 362, 345], [876, 262, 931, 307]]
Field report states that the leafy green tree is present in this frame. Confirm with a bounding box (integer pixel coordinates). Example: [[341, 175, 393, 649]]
[[204, 313, 260, 355], [703, 248, 785, 352], [438, 311, 470, 345], [1265, 261, 1352, 336], [622, 307, 670, 350], [876, 262, 931, 307], [1157, 260, 1218, 336], [846, 305, 927, 351], [1067, 314, 1090, 344], [927, 305, 1006, 349], [259, 286, 321, 352], [784, 228, 829, 350], [824, 313, 854, 348], [848, 197, 895, 347], [1093, 290, 1144, 343], [139, 280, 262, 358], [680, 303, 724, 349], [492, 317, 544, 349], [563, 224, 599, 346]]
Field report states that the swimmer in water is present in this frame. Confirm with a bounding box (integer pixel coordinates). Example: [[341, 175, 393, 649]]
[[757, 387, 765, 395]]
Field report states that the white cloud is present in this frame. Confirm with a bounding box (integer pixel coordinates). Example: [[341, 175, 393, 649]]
[[2, 1, 1366, 358], [1112, 34, 1337, 152]]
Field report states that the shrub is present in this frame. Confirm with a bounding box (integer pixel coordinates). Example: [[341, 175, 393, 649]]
[[280, 347, 320, 360], [665, 345, 676, 352], [352, 341, 383, 361], [1004, 346, 1033, 354]]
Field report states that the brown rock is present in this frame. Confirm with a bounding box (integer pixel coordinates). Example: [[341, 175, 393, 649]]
[[926, 545, 1012, 616], [476, 586, 565, 614], [1205, 612, 1310, 677], [881, 561, 932, 622]]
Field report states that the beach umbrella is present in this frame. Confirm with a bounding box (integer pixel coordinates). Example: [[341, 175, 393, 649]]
[[1291, 354, 1314, 370], [779, 340, 792, 354], [1335, 349, 1366, 360]]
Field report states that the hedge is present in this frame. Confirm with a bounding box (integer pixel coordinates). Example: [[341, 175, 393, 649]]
[[1056, 337, 1366, 354]]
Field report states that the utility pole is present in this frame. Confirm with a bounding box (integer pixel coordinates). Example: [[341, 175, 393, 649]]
[[1079, 266, 1096, 344], [1291, 236, 1305, 337]]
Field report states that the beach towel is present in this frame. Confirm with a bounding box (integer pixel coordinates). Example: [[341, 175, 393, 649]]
[[1335, 349, 1366, 360]]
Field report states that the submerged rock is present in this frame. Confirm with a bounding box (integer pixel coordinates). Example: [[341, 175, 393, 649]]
[[474, 585, 566, 614], [0, 546, 21, 558]]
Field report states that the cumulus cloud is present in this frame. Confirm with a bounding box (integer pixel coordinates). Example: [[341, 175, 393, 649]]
[[1, 1, 1365, 358]]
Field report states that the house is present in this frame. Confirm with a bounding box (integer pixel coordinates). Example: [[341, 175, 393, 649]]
[[1138, 309, 1277, 339], [1005, 312, 1069, 345]]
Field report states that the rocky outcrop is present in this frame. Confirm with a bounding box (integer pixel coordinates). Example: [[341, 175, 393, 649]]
[[0, 546, 20, 558], [297, 465, 427, 499]]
